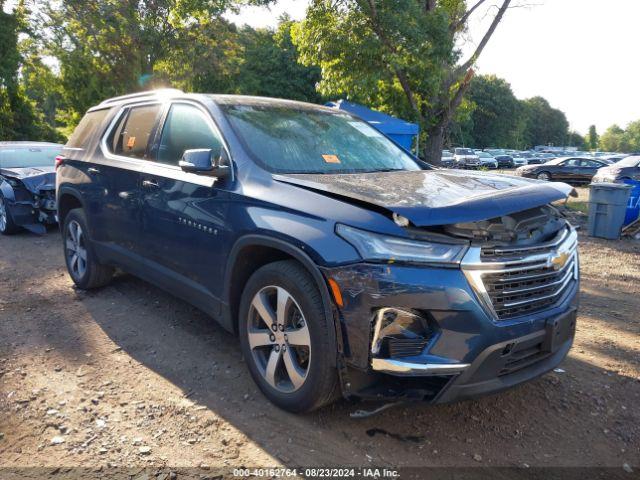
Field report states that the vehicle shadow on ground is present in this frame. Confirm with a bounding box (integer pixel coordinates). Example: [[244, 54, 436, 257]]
[[73, 270, 639, 467]]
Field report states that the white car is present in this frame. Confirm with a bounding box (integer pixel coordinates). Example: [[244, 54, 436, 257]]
[[477, 151, 498, 169], [454, 148, 480, 168], [512, 155, 528, 167], [441, 150, 455, 167]]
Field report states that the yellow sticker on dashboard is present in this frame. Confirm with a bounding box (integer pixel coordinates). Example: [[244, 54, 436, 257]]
[[127, 136, 136, 149], [322, 154, 341, 164]]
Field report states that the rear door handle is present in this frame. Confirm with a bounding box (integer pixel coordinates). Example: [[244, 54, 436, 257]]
[[87, 167, 100, 174], [142, 179, 160, 189]]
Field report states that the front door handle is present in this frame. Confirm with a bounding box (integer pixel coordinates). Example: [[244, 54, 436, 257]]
[[142, 179, 160, 189], [87, 167, 100, 175]]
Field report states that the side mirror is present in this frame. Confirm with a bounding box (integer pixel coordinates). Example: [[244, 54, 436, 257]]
[[212, 148, 232, 181], [179, 148, 233, 181], [179, 149, 214, 173]]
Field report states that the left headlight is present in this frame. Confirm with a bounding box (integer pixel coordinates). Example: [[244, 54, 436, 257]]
[[336, 224, 467, 265]]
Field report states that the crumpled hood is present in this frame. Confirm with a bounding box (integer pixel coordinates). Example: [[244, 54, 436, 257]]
[[1, 166, 56, 193], [274, 169, 574, 227]]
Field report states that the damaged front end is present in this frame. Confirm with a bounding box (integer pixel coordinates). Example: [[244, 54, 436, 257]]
[[323, 200, 579, 404], [1, 169, 57, 234]]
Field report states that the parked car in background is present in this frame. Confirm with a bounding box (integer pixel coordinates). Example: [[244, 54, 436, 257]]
[[516, 157, 610, 184], [494, 154, 514, 168], [477, 151, 498, 169], [523, 152, 543, 165], [0, 141, 62, 235], [484, 148, 505, 157], [593, 155, 640, 183], [539, 153, 557, 162], [454, 147, 480, 168], [599, 154, 629, 164], [56, 90, 579, 413], [512, 155, 528, 167], [441, 150, 455, 167]]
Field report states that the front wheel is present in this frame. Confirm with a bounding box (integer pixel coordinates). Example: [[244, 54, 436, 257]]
[[537, 171, 551, 181], [0, 195, 20, 235], [63, 209, 114, 289], [239, 260, 338, 412]]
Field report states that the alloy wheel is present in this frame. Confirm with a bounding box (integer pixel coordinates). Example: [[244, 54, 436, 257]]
[[537, 172, 551, 181], [0, 197, 6, 232], [66, 220, 88, 279], [247, 286, 311, 393]]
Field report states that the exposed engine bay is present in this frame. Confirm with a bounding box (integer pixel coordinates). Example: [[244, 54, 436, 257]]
[[442, 204, 567, 247]]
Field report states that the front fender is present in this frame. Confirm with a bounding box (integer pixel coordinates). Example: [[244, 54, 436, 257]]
[[223, 234, 344, 368], [0, 179, 16, 203]]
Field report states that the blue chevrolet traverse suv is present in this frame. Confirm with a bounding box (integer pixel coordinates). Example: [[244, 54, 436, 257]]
[[56, 90, 579, 412]]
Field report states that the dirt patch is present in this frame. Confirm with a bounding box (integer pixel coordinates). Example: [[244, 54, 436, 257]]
[[0, 225, 638, 472]]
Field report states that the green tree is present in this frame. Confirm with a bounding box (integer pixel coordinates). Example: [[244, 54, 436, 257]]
[[0, 1, 59, 141], [236, 17, 322, 102], [586, 124, 598, 150], [43, 0, 275, 120], [567, 131, 585, 150], [458, 74, 521, 149], [520, 96, 568, 148], [623, 120, 640, 152], [292, 0, 512, 163], [599, 124, 628, 152]]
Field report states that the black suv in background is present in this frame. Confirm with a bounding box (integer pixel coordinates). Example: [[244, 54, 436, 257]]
[[56, 90, 579, 412]]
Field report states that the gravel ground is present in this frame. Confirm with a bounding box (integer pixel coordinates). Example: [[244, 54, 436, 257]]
[[0, 192, 639, 477]]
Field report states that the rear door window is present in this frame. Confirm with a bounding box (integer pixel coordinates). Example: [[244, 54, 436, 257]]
[[156, 103, 223, 166], [66, 109, 110, 150], [108, 104, 163, 160]]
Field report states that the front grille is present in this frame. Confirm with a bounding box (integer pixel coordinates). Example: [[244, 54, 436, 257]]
[[463, 227, 579, 321]]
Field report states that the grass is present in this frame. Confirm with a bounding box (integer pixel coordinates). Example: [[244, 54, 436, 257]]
[[566, 201, 589, 214]]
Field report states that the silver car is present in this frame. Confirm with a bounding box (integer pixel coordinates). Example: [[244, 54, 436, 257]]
[[454, 148, 480, 168]]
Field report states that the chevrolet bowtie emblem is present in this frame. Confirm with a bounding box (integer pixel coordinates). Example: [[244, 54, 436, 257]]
[[550, 251, 570, 270]]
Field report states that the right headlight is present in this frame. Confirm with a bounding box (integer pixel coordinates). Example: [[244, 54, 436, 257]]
[[336, 224, 467, 265]]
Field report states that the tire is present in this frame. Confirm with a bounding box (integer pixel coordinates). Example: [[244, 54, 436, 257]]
[[239, 260, 339, 413], [537, 171, 552, 181], [63, 208, 114, 289], [0, 194, 21, 235]]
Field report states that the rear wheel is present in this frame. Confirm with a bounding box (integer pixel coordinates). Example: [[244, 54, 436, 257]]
[[0, 195, 20, 235], [239, 260, 338, 412], [63, 208, 114, 289], [537, 171, 551, 181]]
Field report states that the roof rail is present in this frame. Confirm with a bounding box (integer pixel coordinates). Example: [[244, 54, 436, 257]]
[[98, 88, 184, 106]]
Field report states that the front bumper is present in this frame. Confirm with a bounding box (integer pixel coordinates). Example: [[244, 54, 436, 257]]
[[322, 231, 579, 403], [7, 195, 57, 234]]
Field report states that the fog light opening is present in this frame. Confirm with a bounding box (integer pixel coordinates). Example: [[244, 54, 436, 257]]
[[371, 308, 432, 359]]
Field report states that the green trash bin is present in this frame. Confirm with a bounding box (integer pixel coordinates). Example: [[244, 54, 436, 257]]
[[588, 183, 633, 240]]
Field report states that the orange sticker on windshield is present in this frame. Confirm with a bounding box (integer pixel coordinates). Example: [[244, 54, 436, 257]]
[[322, 154, 341, 164], [127, 136, 136, 149]]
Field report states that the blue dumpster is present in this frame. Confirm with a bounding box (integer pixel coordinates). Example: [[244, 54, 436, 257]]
[[623, 179, 640, 226], [325, 100, 419, 153], [588, 183, 633, 239]]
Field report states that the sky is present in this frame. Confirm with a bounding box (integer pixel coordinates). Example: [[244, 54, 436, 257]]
[[227, 0, 640, 135]]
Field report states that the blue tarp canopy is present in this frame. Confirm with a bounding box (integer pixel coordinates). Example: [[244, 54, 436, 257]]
[[326, 99, 419, 152]]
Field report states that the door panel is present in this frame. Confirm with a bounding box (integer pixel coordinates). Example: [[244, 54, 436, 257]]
[[559, 159, 581, 182], [97, 103, 164, 255], [140, 102, 231, 300], [140, 169, 229, 292], [580, 160, 604, 183]]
